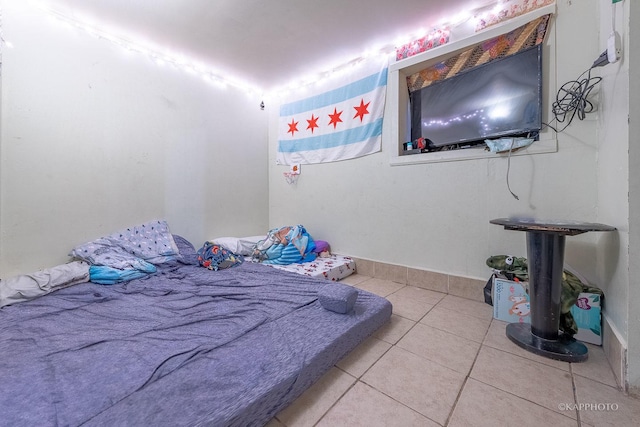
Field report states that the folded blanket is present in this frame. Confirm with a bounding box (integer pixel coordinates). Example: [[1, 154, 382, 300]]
[[0, 261, 90, 308], [89, 265, 149, 285], [70, 220, 179, 271]]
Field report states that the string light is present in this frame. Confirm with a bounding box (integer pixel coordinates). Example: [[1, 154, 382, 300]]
[[26, 0, 545, 99], [0, 9, 14, 51], [39, 5, 263, 97]]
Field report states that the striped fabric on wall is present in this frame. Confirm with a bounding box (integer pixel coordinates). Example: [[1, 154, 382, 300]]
[[407, 14, 551, 93]]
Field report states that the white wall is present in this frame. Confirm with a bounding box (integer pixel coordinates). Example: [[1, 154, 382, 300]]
[[0, 2, 269, 277], [269, 2, 601, 281], [269, 0, 639, 392], [595, 0, 638, 393], [627, 0, 640, 396], [627, 0, 640, 393]]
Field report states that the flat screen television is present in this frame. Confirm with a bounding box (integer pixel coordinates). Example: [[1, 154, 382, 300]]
[[410, 44, 543, 149]]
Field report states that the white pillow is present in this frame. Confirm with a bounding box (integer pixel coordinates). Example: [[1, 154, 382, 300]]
[[211, 235, 266, 256]]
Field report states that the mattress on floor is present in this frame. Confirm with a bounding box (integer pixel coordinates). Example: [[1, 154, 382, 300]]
[[0, 261, 390, 427], [269, 254, 356, 281]]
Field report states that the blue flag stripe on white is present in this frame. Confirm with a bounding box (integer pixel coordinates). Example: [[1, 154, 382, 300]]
[[279, 69, 388, 116], [277, 118, 384, 153]]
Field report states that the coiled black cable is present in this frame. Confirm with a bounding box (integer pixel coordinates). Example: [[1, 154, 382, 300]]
[[545, 68, 602, 133]]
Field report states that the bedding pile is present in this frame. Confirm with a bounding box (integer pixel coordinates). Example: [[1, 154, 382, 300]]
[[69, 220, 181, 284], [0, 235, 392, 426], [212, 227, 356, 281], [252, 225, 317, 265], [196, 241, 244, 271]]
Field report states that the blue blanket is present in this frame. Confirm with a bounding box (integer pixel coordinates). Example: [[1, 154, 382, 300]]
[[0, 262, 391, 426]]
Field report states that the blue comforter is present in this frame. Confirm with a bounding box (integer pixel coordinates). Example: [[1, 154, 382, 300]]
[[0, 261, 391, 426]]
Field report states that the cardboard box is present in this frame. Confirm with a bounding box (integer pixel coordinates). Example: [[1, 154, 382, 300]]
[[492, 276, 531, 324], [570, 292, 602, 345]]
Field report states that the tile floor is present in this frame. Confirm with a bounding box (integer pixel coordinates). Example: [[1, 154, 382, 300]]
[[267, 274, 640, 427]]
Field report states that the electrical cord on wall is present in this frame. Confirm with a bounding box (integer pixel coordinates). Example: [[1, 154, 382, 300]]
[[507, 67, 602, 201], [506, 138, 519, 200], [506, 26, 616, 201], [543, 67, 602, 134]]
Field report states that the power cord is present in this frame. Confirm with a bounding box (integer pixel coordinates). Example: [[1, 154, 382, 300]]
[[510, 49, 608, 200], [543, 67, 602, 133], [506, 138, 519, 200]]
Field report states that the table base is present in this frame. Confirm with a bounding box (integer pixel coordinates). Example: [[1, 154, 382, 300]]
[[506, 323, 588, 362]]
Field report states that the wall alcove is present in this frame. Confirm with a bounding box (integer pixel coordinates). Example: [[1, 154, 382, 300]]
[[387, 3, 557, 166]]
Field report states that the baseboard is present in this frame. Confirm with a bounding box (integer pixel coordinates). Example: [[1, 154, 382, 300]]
[[602, 313, 628, 391], [350, 257, 486, 302]]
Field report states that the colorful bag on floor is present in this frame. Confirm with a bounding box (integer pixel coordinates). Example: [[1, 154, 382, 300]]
[[197, 242, 243, 271]]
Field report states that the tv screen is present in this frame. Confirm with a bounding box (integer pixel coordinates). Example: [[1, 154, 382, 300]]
[[410, 44, 543, 148]]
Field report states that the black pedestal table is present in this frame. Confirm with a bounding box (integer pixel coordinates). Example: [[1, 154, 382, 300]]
[[489, 218, 615, 362]]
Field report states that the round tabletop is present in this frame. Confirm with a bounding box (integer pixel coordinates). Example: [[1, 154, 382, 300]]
[[490, 218, 616, 236]]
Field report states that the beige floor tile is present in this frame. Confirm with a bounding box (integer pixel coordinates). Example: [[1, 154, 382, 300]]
[[449, 378, 578, 427], [339, 273, 371, 285], [317, 382, 439, 427], [420, 306, 490, 343], [276, 367, 355, 427], [436, 294, 493, 321], [397, 323, 481, 375], [390, 286, 446, 305], [373, 314, 415, 344], [470, 346, 576, 418], [385, 293, 434, 321], [336, 336, 391, 378], [571, 343, 618, 388], [482, 320, 570, 371], [353, 278, 405, 297], [573, 375, 640, 427], [362, 346, 465, 425]]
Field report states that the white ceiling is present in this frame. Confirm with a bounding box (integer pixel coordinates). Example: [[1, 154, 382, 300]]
[[42, 0, 482, 92]]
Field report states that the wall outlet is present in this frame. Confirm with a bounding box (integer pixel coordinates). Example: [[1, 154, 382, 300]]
[[607, 31, 621, 63]]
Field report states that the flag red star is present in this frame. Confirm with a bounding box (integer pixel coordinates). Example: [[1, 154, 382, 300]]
[[306, 114, 320, 133], [287, 119, 299, 136], [328, 108, 343, 129], [353, 99, 370, 122]]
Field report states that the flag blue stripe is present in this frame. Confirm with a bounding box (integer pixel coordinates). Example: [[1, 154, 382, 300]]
[[277, 118, 383, 153], [279, 69, 388, 116]]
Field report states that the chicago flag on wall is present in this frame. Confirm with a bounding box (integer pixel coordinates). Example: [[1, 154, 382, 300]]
[[277, 57, 388, 165]]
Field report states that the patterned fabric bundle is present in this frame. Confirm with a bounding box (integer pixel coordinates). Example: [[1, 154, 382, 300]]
[[253, 225, 317, 265], [197, 242, 244, 271], [407, 14, 551, 93]]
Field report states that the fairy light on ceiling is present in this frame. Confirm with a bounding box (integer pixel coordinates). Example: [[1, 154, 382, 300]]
[[29, 0, 551, 100], [40, 5, 262, 97], [0, 9, 14, 52]]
